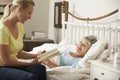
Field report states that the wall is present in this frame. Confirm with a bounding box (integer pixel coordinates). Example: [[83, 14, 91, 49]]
[[48, 0, 120, 43], [119, 0, 120, 19], [48, 0, 62, 43], [68, 0, 119, 23], [24, 0, 50, 38]]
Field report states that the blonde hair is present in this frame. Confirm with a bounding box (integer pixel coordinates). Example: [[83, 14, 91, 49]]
[[2, 0, 35, 20]]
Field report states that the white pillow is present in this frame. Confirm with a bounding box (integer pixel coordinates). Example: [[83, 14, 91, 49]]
[[58, 39, 70, 46], [96, 49, 110, 60], [76, 40, 107, 69]]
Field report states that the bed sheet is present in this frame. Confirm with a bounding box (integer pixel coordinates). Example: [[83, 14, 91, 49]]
[[30, 41, 108, 80], [47, 66, 90, 80], [31, 43, 91, 80]]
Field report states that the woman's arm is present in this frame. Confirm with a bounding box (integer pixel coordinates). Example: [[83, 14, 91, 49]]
[[17, 50, 45, 59], [17, 50, 37, 59], [0, 45, 38, 66]]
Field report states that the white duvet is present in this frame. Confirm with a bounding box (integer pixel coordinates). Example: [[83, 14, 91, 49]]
[[31, 40, 107, 80], [31, 43, 91, 80], [47, 66, 90, 80]]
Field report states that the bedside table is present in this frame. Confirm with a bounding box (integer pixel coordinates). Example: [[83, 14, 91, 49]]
[[90, 60, 120, 80], [23, 38, 54, 51]]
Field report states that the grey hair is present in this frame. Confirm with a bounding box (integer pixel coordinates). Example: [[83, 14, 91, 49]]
[[2, 0, 35, 20], [84, 35, 97, 48]]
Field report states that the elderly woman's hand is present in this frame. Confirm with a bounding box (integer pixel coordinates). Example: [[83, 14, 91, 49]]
[[42, 59, 51, 65], [31, 58, 39, 64]]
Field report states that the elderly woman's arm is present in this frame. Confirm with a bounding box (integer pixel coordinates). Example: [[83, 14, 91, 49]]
[[42, 59, 59, 68]]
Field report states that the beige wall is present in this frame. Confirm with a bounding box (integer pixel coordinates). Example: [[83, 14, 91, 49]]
[[49, 0, 120, 43], [24, 0, 50, 38], [68, 0, 119, 23]]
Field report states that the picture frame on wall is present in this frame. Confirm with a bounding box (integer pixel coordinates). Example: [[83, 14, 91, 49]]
[[0, 0, 12, 15]]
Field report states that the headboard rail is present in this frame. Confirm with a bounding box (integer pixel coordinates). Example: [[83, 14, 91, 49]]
[[62, 22, 120, 49]]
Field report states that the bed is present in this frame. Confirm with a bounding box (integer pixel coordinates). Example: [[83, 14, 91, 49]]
[[29, 1, 120, 79], [30, 22, 120, 80]]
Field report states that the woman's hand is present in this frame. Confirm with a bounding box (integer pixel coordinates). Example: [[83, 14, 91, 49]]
[[30, 50, 46, 64], [31, 58, 38, 64], [36, 50, 59, 68], [36, 50, 46, 56], [31, 50, 46, 64]]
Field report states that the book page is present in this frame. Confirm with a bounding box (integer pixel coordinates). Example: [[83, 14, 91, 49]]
[[37, 48, 60, 62]]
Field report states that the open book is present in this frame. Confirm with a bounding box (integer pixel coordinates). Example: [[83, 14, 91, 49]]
[[37, 48, 60, 62]]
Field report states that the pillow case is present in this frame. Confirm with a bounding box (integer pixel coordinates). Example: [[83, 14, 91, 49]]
[[96, 49, 110, 60], [58, 39, 70, 46], [76, 40, 107, 69]]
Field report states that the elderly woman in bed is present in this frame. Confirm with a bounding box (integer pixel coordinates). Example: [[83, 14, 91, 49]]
[[43, 35, 97, 68]]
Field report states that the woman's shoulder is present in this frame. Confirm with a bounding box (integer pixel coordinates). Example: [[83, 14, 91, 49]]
[[0, 20, 4, 29], [0, 20, 7, 31]]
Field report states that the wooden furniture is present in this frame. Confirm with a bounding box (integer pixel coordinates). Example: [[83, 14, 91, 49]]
[[23, 38, 54, 51], [90, 60, 120, 80]]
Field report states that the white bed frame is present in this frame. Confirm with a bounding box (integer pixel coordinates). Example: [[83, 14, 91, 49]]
[[62, 22, 120, 51], [46, 22, 120, 80]]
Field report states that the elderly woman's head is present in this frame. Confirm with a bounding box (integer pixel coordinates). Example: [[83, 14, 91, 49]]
[[84, 35, 97, 48], [75, 35, 97, 57]]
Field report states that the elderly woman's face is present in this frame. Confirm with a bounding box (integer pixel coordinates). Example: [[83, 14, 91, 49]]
[[76, 39, 90, 57]]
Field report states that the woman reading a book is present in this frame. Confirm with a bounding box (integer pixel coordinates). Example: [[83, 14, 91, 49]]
[[0, 0, 47, 80], [42, 35, 97, 68]]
